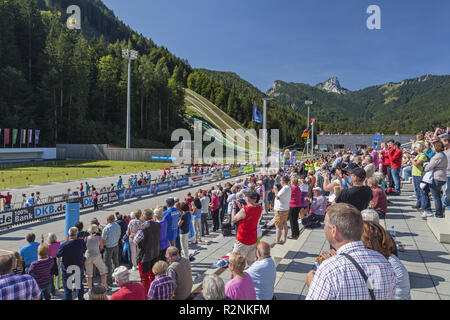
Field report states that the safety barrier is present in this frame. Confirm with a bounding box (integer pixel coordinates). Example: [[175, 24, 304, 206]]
[[0, 165, 254, 229]]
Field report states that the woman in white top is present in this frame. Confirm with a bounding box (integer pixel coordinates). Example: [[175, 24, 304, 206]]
[[126, 209, 143, 271], [273, 176, 291, 245]]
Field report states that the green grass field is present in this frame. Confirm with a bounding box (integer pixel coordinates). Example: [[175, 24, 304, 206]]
[[0, 160, 176, 190]]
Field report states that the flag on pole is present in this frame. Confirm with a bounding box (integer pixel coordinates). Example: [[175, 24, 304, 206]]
[[28, 129, 33, 144], [12, 129, 18, 145], [20, 129, 26, 146], [301, 129, 310, 138], [35, 130, 40, 145], [252, 102, 262, 124], [4, 129, 10, 145]]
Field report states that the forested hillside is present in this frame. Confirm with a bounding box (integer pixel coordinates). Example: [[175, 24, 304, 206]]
[[268, 75, 450, 134], [0, 0, 191, 147]]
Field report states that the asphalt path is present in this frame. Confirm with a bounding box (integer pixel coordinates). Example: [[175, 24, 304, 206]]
[[0, 174, 244, 254], [2, 167, 190, 208]]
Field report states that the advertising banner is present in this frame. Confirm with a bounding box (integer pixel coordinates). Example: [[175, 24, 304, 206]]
[[230, 168, 240, 176], [119, 188, 134, 201], [203, 173, 213, 181], [174, 178, 189, 189], [82, 193, 109, 209], [153, 181, 172, 193], [243, 165, 254, 174], [0, 211, 13, 227], [222, 169, 230, 178], [133, 185, 152, 197], [0, 207, 34, 227], [108, 191, 119, 203], [13, 207, 34, 224], [189, 175, 204, 184], [151, 155, 176, 161], [34, 202, 66, 218]]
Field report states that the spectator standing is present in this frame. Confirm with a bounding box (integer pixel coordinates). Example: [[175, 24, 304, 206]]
[[363, 156, 376, 179], [148, 261, 175, 300], [306, 203, 396, 300], [191, 198, 203, 244], [288, 177, 302, 239], [179, 202, 192, 260], [231, 190, 262, 266], [273, 176, 292, 245], [225, 253, 256, 300], [19, 233, 40, 273], [84, 224, 108, 293], [200, 191, 210, 236], [56, 227, 87, 300], [422, 141, 448, 219], [410, 143, 428, 210], [134, 209, 161, 294], [166, 246, 193, 300], [389, 142, 403, 195], [245, 242, 276, 300], [0, 254, 41, 300], [154, 207, 169, 261], [443, 135, 450, 213], [46, 233, 60, 295], [109, 266, 146, 300], [210, 190, 220, 232], [75, 221, 90, 239], [164, 198, 180, 246], [102, 214, 121, 287], [127, 209, 144, 270], [27, 243, 54, 300]]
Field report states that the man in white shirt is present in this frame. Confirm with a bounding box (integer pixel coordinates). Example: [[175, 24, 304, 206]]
[[273, 176, 291, 245]]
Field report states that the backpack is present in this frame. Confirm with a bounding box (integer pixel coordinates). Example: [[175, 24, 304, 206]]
[[222, 220, 232, 236]]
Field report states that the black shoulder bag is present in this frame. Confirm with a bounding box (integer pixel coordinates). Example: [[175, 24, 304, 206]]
[[340, 253, 376, 300]]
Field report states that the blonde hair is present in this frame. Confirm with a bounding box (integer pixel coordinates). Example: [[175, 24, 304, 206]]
[[88, 224, 98, 234], [333, 186, 341, 197], [229, 253, 246, 272], [154, 206, 164, 220], [291, 177, 299, 186], [38, 243, 49, 257], [152, 260, 169, 275]]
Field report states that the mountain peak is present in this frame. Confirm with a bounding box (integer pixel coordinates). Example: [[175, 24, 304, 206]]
[[316, 76, 349, 94]]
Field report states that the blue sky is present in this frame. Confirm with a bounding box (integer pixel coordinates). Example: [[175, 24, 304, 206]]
[[103, 0, 450, 92]]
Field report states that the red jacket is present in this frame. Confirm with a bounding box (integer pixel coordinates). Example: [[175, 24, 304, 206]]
[[389, 148, 403, 169]]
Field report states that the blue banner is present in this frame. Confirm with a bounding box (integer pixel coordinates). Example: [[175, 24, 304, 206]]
[[223, 169, 230, 178], [174, 178, 189, 189], [65, 201, 80, 237], [151, 155, 176, 161], [252, 102, 262, 123], [119, 188, 134, 201], [34, 202, 66, 218], [153, 181, 172, 193]]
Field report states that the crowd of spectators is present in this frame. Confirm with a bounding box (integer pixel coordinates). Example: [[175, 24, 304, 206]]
[[0, 127, 448, 300]]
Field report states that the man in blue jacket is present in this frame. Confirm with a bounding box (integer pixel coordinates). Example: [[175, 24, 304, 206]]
[[163, 198, 179, 247]]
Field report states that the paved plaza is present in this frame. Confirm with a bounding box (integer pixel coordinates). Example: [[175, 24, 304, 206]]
[[1, 179, 449, 300]]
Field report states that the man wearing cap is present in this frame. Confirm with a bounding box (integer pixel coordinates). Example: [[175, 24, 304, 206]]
[[302, 187, 328, 227], [335, 167, 373, 211], [231, 190, 262, 267], [134, 209, 161, 294], [163, 198, 180, 246], [109, 266, 146, 300]]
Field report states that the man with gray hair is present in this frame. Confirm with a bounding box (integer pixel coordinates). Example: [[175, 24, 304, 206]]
[[245, 241, 276, 300], [102, 214, 121, 287], [306, 203, 396, 300], [56, 227, 87, 300], [201, 274, 229, 300], [361, 209, 380, 224]]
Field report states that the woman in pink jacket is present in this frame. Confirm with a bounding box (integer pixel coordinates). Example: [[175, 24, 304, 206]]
[[288, 177, 303, 239]]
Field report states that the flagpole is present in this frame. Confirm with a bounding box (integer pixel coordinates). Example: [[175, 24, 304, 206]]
[[262, 98, 273, 171]]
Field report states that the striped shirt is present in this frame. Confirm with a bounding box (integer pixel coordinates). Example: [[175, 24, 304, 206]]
[[147, 275, 175, 300], [306, 241, 396, 300], [0, 273, 41, 300], [28, 257, 54, 287]]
